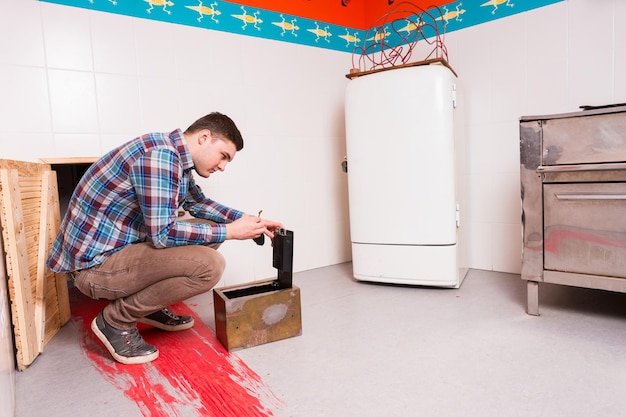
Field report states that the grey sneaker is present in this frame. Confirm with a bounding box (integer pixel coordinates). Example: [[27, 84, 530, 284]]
[[91, 311, 159, 365], [137, 307, 194, 331]]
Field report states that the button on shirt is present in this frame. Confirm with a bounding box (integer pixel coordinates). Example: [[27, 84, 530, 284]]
[[46, 128, 243, 273]]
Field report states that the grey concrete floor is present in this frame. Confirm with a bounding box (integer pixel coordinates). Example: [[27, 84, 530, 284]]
[[16, 263, 626, 416]]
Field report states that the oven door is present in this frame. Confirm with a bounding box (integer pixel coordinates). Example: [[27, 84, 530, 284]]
[[543, 182, 626, 279]]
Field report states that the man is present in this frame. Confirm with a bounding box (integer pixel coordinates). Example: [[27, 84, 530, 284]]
[[47, 112, 283, 365]]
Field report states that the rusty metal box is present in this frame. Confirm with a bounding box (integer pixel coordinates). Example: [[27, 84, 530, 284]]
[[213, 281, 302, 351], [213, 229, 300, 351]]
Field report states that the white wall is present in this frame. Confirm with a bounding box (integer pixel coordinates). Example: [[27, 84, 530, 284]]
[[0, 0, 353, 286], [444, 0, 626, 274], [0, 1, 351, 410], [1, 0, 625, 413]]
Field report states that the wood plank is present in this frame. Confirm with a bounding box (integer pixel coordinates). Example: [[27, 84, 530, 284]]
[[0, 169, 38, 370], [0, 160, 48, 176], [34, 170, 50, 353], [39, 156, 98, 165], [47, 171, 70, 327], [0, 159, 71, 370], [345, 57, 457, 79]]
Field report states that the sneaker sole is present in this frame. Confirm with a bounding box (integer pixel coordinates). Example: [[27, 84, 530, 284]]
[[91, 317, 159, 365], [136, 317, 195, 332]]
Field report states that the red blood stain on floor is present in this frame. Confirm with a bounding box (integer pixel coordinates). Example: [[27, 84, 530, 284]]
[[69, 289, 284, 417]]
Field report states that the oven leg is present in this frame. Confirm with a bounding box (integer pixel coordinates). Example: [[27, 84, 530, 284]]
[[526, 281, 540, 316]]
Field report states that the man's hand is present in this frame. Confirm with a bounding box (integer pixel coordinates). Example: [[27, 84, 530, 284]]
[[225, 214, 284, 241]]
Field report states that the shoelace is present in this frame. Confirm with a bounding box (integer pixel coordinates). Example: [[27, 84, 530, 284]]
[[161, 308, 180, 320], [121, 328, 147, 350]]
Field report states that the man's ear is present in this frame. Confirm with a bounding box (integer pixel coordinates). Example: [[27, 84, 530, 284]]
[[198, 129, 211, 144]]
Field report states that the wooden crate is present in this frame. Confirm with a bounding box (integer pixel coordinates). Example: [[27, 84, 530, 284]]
[[213, 280, 302, 351], [0, 159, 70, 370]]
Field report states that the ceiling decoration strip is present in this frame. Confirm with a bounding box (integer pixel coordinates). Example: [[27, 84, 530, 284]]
[[38, 0, 564, 53]]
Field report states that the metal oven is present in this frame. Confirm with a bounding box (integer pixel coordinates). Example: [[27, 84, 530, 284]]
[[520, 104, 626, 315]]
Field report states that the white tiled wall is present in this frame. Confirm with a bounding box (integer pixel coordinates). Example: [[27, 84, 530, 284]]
[[0, 0, 352, 283], [0, 1, 351, 408], [1, 0, 625, 412], [448, 0, 626, 274]]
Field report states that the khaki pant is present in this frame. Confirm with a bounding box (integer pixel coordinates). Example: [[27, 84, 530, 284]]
[[73, 240, 224, 330]]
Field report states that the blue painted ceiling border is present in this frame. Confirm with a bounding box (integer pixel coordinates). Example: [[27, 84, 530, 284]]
[[39, 0, 564, 53]]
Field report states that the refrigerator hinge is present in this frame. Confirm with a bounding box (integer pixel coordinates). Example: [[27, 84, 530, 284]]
[[452, 84, 457, 109], [455, 204, 460, 227]]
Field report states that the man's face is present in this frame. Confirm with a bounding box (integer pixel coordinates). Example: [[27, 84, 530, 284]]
[[194, 132, 237, 178]]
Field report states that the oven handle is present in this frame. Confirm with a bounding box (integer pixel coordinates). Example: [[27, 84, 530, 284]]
[[555, 193, 626, 201], [537, 162, 626, 173]]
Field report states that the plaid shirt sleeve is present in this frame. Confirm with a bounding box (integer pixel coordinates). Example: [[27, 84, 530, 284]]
[[183, 174, 244, 223], [130, 148, 243, 248]]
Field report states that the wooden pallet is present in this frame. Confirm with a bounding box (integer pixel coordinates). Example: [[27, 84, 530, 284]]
[[0, 159, 70, 370]]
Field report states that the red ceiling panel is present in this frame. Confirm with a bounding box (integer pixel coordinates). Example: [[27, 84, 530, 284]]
[[229, 0, 450, 30]]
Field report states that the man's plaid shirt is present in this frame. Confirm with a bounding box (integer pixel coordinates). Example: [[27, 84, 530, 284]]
[[46, 128, 243, 273]]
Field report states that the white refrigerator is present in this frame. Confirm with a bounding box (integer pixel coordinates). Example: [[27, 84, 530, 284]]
[[344, 63, 467, 287]]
